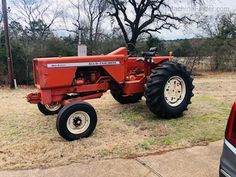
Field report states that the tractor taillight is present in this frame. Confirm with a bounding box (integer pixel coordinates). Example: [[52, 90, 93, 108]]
[[225, 103, 236, 147]]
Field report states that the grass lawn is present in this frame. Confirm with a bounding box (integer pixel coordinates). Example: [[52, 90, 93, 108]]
[[0, 72, 235, 170]]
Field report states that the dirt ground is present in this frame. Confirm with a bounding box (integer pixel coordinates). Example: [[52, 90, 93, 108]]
[[0, 72, 235, 170]]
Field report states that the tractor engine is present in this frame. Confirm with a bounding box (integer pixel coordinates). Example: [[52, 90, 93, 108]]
[[74, 68, 101, 85]]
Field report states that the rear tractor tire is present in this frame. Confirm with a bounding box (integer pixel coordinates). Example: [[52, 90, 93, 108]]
[[145, 61, 194, 119], [56, 102, 97, 141], [37, 102, 63, 116]]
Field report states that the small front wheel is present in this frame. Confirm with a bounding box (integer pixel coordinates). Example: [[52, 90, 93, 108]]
[[56, 102, 97, 141]]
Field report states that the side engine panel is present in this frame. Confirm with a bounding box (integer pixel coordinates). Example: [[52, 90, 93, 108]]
[[33, 54, 126, 89]]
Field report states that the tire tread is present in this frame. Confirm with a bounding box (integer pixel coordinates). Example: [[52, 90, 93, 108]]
[[145, 61, 194, 119]]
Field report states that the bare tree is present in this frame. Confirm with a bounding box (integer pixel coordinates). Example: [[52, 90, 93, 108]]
[[9, 0, 63, 84], [0, 9, 2, 24], [65, 0, 81, 40], [198, 13, 236, 70], [11, 0, 62, 40], [107, 0, 203, 51], [65, 0, 109, 54], [83, 0, 109, 54]]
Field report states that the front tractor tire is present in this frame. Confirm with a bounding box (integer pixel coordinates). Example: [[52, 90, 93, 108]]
[[145, 61, 194, 119], [37, 102, 63, 116], [56, 102, 97, 141]]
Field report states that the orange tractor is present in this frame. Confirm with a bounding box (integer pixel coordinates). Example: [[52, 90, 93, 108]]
[[27, 47, 194, 141]]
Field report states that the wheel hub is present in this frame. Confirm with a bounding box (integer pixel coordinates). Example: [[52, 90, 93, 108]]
[[45, 103, 61, 112], [164, 76, 186, 107], [73, 117, 82, 127], [67, 111, 90, 134]]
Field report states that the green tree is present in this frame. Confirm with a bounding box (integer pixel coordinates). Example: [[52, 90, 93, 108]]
[[200, 13, 236, 70], [6, 19, 78, 85], [146, 37, 166, 55], [26, 20, 53, 41], [0, 26, 7, 84], [173, 40, 193, 57]]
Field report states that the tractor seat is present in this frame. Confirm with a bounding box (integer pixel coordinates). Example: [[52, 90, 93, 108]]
[[142, 51, 156, 58], [142, 47, 157, 58]]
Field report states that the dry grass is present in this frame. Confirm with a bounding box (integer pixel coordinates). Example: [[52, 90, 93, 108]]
[[0, 72, 235, 170]]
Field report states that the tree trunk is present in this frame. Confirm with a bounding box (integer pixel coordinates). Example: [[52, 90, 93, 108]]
[[26, 59, 29, 85], [127, 36, 138, 53], [88, 21, 94, 55], [127, 43, 136, 52]]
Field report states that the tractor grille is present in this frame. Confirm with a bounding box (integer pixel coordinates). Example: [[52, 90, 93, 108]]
[[33, 60, 39, 86]]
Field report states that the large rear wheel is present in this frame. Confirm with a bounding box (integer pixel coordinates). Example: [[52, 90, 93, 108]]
[[145, 61, 194, 118]]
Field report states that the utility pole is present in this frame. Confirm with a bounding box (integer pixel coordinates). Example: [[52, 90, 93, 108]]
[[2, 0, 15, 89]]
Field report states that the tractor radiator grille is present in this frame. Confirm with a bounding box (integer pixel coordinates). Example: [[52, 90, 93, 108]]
[[33, 60, 39, 85]]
